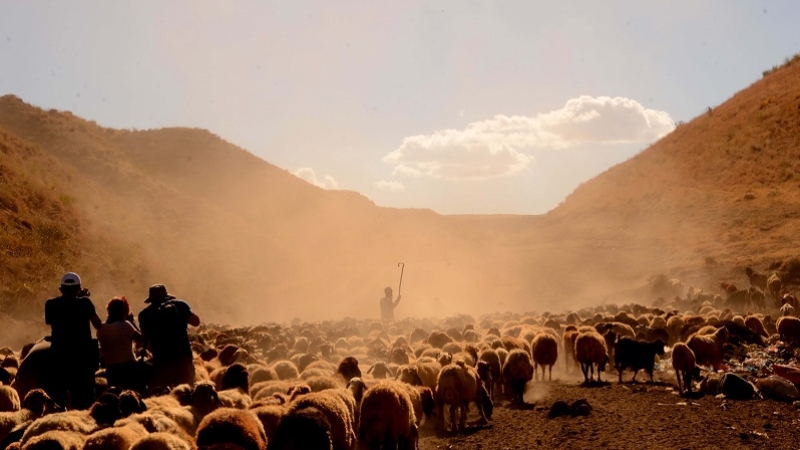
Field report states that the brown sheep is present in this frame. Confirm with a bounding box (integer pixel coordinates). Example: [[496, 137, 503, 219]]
[[335, 356, 361, 383], [195, 408, 267, 450], [501, 349, 533, 404], [745, 266, 768, 291], [562, 326, 579, 373], [477, 349, 502, 401], [777, 316, 800, 345], [672, 343, 701, 395], [744, 315, 768, 338], [531, 333, 558, 381], [768, 273, 782, 299], [358, 381, 418, 449], [687, 327, 729, 370], [435, 361, 492, 433], [574, 331, 609, 383]]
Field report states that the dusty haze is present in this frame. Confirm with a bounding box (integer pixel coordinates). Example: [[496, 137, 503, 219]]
[[2, 57, 800, 327]]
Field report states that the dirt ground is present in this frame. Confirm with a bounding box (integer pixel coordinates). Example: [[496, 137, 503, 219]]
[[418, 369, 800, 450]]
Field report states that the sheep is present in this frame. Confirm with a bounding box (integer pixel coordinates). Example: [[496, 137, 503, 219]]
[[19, 430, 86, 449], [768, 273, 782, 299], [687, 326, 729, 370], [426, 331, 452, 349], [18, 410, 96, 447], [358, 381, 418, 449], [745, 266, 769, 291], [531, 333, 558, 381], [270, 361, 300, 381], [744, 315, 768, 338], [671, 343, 701, 395], [781, 303, 795, 317], [0, 386, 20, 412], [129, 431, 196, 450], [435, 361, 492, 433], [393, 381, 436, 427], [574, 331, 609, 383], [286, 390, 355, 450], [195, 408, 268, 450], [395, 362, 441, 391], [0, 390, 59, 446], [501, 349, 533, 404], [366, 362, 394, 379], [613, 338, 665, 383], [335, 357, 361, 383], [562, 326, 579, 373], [477, 349, 501, 400], [83, 421, 149, 450], [268, 405, 332, 450], [777, 316, 800, 345], [249, 366, 280, 385]]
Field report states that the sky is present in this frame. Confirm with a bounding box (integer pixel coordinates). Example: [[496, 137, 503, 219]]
[[1, 1, 799, 215]]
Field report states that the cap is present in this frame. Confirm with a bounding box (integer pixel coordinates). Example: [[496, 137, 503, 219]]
[[60, 272, 81, 287], [145, 284, 174, 303]]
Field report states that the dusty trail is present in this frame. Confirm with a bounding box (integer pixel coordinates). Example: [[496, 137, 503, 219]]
[[418, 371, 800, 450]]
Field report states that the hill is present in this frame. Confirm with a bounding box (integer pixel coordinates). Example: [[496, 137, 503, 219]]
[[531, 53, 800, 296], [2, 54, 800, 325], [0, 96, 516, 325]]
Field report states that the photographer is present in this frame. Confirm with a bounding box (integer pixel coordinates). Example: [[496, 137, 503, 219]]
[[44, 272, 102, 409]]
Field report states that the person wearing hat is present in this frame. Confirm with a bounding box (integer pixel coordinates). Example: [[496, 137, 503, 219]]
[[137, 284, 200, 390], [44, 272, 102, 409], [380, 286, 401, 322]]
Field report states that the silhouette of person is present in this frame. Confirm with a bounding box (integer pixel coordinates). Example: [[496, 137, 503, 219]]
[[44, 272, 102, 409], [138, 284, 200, 390], [97, 296, 144, 391], [380, 287, 401, 322]]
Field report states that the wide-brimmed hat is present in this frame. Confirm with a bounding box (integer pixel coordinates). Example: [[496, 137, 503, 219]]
[[145, 284, 175, 303]]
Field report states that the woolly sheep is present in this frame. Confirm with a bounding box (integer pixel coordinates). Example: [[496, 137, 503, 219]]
[[335, 357, 361, 383], [531, 333, 558, 381], [687, 326, 729, 370], [83, 421, 149, 450], [501, 349, 533, 404], [562, 326, 579, 373], [744, 315, 768, 338], [435, 361, 492, 432], [768, 273, 782, 299], [395, 362, 441, 391], [777, 316, 800, 345], [477, 349, 502, 401], [129, 431, 195, 450], [671, 343, 701, 395], [0, 386, 20, 413], [287, 390, 355, 450], [574, 331, 609, 383], [195, 408, 267, 450], [270, 361, 300, 381], [358, 381, 417, 449], [780, 303, 795, 317], [20, 430, 85, 450], [268, 405, 332, 450], [0, 390, 58, 445]]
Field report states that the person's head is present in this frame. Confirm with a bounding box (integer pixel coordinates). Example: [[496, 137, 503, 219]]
[[106, 297, 130, 323], [145, 284, 173, 304], [58, 272, 81, 297], [384, 287, 392, 296]]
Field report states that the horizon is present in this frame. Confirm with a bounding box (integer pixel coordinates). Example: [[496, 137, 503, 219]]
[[2, 1, 799, 214]]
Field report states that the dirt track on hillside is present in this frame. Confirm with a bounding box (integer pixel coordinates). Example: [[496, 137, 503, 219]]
[[418, 370, 800, 450]]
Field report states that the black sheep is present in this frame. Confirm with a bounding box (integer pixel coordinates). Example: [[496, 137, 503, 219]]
[[614, 337, 665, 383]]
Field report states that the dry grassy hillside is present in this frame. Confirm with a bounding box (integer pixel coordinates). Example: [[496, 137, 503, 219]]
[[0, 96, 521, 324], [533, 54, 800, 296], [2, 54, 799, 325]]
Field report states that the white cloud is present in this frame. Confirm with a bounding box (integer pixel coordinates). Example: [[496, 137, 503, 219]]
[[384, 95, 674, 180], [293, 167, 339, 190], [374, 180, 405, 192]]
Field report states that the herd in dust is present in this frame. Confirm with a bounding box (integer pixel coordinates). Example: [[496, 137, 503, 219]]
[[0, 264, 798, 449]]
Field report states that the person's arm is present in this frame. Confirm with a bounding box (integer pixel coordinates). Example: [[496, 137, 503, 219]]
[[90, 312, 102, 330], [393, 295, 401, 309], [188, 312, 200, 327]]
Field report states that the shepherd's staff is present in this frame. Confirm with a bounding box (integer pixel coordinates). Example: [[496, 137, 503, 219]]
[[397, 262, 405, 297]]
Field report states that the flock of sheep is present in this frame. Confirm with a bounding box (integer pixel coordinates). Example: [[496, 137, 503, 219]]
[[0, 266, 798, 449]]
